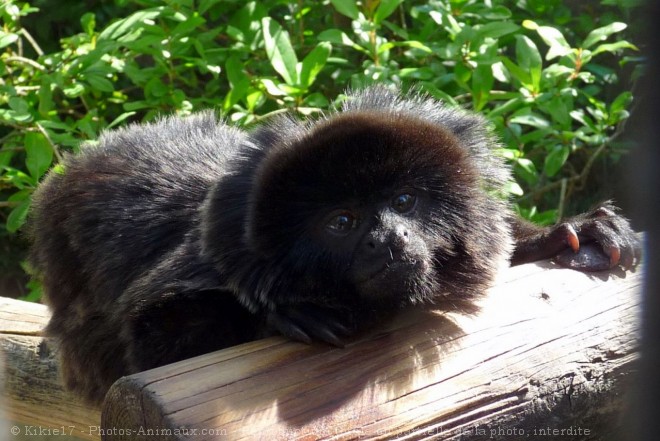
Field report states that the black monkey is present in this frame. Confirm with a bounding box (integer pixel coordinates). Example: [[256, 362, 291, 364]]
[[27, 86, 640, 404]]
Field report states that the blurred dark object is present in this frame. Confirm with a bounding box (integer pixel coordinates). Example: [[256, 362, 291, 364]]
[[625, 2, 660, 441]]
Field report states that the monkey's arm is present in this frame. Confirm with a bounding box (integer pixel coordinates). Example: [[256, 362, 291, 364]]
[[117, 239, 262, 373], [510, 201, 641, 271], [122, 288, 259, 373]]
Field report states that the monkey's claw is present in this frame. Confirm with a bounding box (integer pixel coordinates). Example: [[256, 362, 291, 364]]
[[267, 304, 354, 347], [553, 202, 641, 272]]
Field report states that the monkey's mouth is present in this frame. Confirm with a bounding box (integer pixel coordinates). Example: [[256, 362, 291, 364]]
[[357, 258, 428, 288]]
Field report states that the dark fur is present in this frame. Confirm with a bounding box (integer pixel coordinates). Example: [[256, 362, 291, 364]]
[[27, 86, 639, 404]]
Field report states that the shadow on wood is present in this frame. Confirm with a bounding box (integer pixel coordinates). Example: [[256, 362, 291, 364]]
[[98, 261, 642, 440]]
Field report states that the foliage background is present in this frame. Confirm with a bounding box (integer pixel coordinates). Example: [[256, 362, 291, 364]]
[[0, 0, 643, 299]]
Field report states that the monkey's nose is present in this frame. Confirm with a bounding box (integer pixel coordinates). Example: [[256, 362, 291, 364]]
[[363, 225, 409, 258], [393, 224, 409, 247]]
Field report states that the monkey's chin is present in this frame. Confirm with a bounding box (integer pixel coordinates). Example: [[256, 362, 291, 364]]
[[356, 259, 430, 301]]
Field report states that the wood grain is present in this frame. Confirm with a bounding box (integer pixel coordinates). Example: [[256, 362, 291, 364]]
[[0, 297, 101, 440], [102, 261, 642, 440]]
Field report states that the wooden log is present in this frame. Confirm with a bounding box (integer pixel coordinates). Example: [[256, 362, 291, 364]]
[[0, 297, 101, 440], [102, 260, 642, 441]]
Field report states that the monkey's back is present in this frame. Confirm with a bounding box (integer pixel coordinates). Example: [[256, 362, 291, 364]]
[[28, 112, 246, 313]]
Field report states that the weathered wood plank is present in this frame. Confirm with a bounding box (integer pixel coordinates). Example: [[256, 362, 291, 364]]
[[102, 261, 642, 441], [0, 297, 101, 441]]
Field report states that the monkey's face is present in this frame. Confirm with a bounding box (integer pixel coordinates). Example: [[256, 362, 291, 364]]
[[246, 111, 485, 307], [316, 188, 434, 302]]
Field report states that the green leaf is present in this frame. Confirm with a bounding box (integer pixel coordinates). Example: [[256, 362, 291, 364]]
[[515, 35, 542, 91], [18, 279, 42, 302], [399, 40, 432, 53], [591, 40, 638, 57], [420, 84, 459, 106], [318, 29, 370, 56], [487, 98, 524, 119], [261, 17, 298, 86], [99, 8, 163, 41], [331, 0, 360, 20], [483, 5, 513, 20], [609, 91, 632, 124], [85, 75, 114, 93], [382, 19, 408, 39], [0, 149, 12, 168], [522, 19, 538, 30], [51, 163, 66, 175], [8, 97, 32, 122], [453, 62, 471, 89], [509, 111, 551, 129], [303, 92, 330, 108], [229, 1, 267, 45], [225, 56, 247, 89], [495, 148, 521, 161], [397, 67, 434, 80], [530, 209, 558, 225], [570, 109, 597, 132], [374, 0, 403, 24], [25, 132, 53, 181], [145, 77, 168, 98], [610, 91, 632, 115], [107, 112, 136, 129], [6, 199, 30, 233], [535, 25, 572, 60], [0, 31, 18, 49], [477, 22, 520, 40], [503, 180, 524, 197], [199, 0, 222, 14], [542, 64, 574, 79], [544, 145, 570, 177], [1, 166, 33, 190], [515, 158, 539, 185], [245, 90, 265, 111], [520, 128, 552, 145], [472, 64, 494, 111], [124, 100, 153, 112], [543, 96, 571, 128], [224, 55, 250, 111], [429, 10, 461, 35], [81, 13, 96, 35], [8, 97, 28, 113], [500, 57, 531, 88], [258, 79, 282, 97], [583, 22, 627, 49], [38, 77, 54, 116], [63, 82, 86, 98], [299, 42, 331, 88], [171, 14, 206, 37]]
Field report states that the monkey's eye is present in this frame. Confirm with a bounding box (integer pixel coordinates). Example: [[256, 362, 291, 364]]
[[325, 211, 357, 235], [391, 192, 417, 214]]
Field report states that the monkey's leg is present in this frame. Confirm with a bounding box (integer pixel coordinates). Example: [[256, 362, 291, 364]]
[[510, 201, 641, 271], [47, 309, 129, 405]]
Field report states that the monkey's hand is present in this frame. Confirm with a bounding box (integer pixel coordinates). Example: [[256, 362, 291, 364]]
[[266, 303, 355, 347], [511, 202, 641, 271], [552, 203, 641, 271]]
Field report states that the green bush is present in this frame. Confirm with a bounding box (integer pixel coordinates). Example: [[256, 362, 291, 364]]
[[0, 0, 641, 300]]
